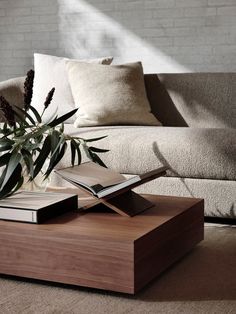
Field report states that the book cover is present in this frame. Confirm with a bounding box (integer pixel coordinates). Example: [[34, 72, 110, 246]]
[[0, 191, 78, 224]]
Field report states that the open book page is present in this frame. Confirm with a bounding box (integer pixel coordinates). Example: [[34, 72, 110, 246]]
[[95, 166, 168, 198], [55, 162, 127, 190], [0, 191, 73, 210], [96, 175, 141, 198], [55, 162, 168, 199]]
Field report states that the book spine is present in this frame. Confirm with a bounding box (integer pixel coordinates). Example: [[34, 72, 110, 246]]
[[0, 207, 37, 223], [0, 195, 78, 224]]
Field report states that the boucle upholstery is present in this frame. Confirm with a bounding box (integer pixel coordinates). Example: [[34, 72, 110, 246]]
[[134, 177, 236, 218], [56, 125, 236, 181], [145, 73, 236, 128], [0, 76, 25, 109], [67, 61, 160, 127]]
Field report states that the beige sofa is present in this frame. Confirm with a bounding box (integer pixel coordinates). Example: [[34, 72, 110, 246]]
[[0, 73, 235, 219]]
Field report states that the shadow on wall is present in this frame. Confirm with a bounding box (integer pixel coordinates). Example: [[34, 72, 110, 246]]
[[144, 74, 188, 127], [145, 73, 236, 129]]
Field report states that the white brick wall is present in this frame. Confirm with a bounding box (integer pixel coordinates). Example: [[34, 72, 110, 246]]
[[0, 0, 235, 80]]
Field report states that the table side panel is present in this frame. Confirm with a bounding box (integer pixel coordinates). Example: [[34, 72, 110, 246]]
[[134, 200, 204, 293], [0, 227, 134, 293]]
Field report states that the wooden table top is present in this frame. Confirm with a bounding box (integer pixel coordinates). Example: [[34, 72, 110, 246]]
[[0, 187, 203, 242]]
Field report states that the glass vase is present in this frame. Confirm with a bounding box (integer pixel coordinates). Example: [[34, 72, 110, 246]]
[[21, 160, 50, 192]]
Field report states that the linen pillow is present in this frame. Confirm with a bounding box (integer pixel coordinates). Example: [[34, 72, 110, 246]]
[[31, 53, 113, 123], [66, 61, 161, 127]]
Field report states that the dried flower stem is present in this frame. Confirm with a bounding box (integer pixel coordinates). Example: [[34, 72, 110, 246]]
[[24, 69, 34, 110], [0, 96, 15, 127]]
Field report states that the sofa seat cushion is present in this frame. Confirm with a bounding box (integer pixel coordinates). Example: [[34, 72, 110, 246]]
[[59, 125, 236, 181]]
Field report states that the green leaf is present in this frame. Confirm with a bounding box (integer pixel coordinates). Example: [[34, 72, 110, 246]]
[[21, 148, 34, 178], [54, 142, 67, 166], [0, 163, 23, 199], [71, 139, 81, 165], [88, 151, 107, 168], [0, 138, 14, 145], [14, 127, 26, 137], [2, 124, 33, 139], [12, 104, 35, 125], [47, 149, 60, 176], [70, 140, 76, 166], [33, 135, 51, 179], [28, 105, 42, 123], [0, 144, 12, 152], [23, 124, 49, 142], [48, 108, 78, 128], [3, 122, 8, 132], [89, 146, 109, 153], [44, 142, 67, 179], [24, 140, 41, 152], [76, 145, 81, 165], [46, 134, 63, 176], [50, 130, 60, 152], [0, 167, 7, 188], [11, 107, 30, 127], [84, 135, 107, 142], [0, 152, 11, 167], [60, 123, 64, 133], [0, 129, 7, 135], [0, 138, 14, 152], [10, 174, 24, 195], [0, 123, 11, 135], [50, 135, 65, 160], [0, 152, 22, 190]]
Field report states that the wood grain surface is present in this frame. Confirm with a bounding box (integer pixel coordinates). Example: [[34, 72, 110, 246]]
[[0, 193, 204, 293]]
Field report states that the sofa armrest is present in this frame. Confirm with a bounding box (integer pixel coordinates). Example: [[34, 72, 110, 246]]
[[0, 76, 25, 109]]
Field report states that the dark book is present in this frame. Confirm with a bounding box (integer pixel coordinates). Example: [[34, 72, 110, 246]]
[[55, 162, 168, 199], [0, 191, 78, 224]]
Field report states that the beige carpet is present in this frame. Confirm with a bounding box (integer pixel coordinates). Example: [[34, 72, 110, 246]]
[[0, 224, 235, 314]]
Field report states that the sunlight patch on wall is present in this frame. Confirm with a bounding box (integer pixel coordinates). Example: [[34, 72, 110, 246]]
[[58, 0, 189, 73]]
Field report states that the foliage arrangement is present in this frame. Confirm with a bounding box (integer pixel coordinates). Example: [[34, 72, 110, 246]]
[[0, 70, 108, 199]]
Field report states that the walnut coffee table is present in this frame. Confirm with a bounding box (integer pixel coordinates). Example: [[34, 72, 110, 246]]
[[0, 191, 204, 294]]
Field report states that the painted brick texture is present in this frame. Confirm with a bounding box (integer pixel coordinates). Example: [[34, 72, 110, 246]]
[[0, 0, 235, 80]]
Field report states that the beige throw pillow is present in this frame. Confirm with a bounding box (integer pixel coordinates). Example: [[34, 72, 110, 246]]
[[31, 53, 113, 123], [66, 61, 161, 127]]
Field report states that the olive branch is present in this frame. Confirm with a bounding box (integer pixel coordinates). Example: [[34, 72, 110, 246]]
[[0, 70, 108, 199]]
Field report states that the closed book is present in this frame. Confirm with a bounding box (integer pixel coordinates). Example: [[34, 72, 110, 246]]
[[0, 191, 78, 224]]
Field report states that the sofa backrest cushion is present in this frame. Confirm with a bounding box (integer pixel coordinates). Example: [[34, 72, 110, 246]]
[[144, 73, 236, 128], [67, 61, 160, 127], [1, 73, 235, 129]]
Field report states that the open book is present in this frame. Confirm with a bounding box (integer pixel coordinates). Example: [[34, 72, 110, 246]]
[[55, 162, 167, 199]]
